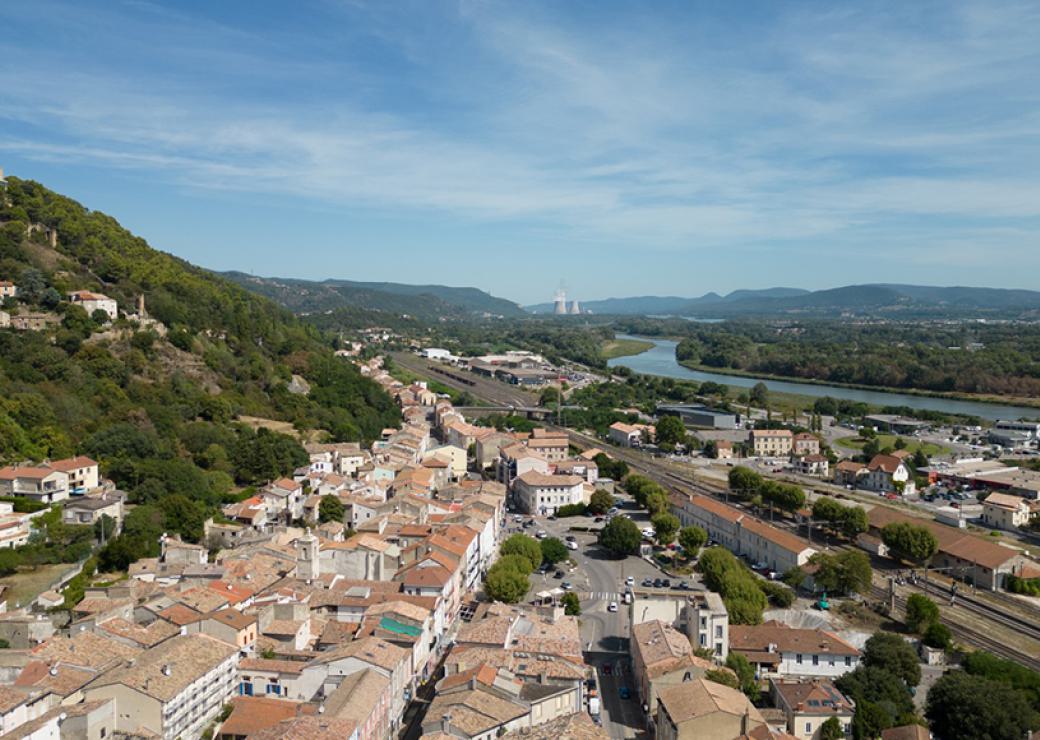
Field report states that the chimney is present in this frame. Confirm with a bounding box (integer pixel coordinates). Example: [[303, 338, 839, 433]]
[[441, 713, 452, 734], [161, 664, 172, 677]]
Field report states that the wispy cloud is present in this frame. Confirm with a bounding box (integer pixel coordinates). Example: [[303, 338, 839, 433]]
[[1, 0, 1038, 296]]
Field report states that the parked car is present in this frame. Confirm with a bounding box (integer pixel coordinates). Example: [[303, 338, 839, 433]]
[[608, 602, 618, 612], [661, 579, 671, 588], [562, 581, 573, 590], [565, 535, 576, 541], [566, 541, 579, 551], [625, 576, 635, 587], [536, 530, 548, 539], [619, 686, 630, 700], [554, 570, 565, 579], [641, 578, 654, 587], [653, 578, 663, 588], [594, 517, 604, 523]]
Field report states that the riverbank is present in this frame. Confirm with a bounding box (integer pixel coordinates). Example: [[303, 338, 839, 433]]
[[676, 359, 1040, 412], [607, 335, 1040, 421], [601, 337, 655, 360]]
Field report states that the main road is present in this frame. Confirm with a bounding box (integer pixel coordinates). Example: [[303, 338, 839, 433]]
[[512, 492, 696, 739]]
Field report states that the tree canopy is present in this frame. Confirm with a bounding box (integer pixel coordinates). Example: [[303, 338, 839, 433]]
[[598, 516, 642, 557]]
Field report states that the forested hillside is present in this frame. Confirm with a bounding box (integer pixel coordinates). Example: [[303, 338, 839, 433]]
[[0, 177, 399, 566], [223, 271, 524, 321]]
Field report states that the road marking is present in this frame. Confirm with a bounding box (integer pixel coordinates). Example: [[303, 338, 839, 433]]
[[580, 591, 621, 600]]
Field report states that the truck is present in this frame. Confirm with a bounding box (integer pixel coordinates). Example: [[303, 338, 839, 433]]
[[588, 696, 601, 720]]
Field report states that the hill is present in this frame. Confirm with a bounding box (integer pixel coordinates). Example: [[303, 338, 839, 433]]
[[528, 284, 1040, 319], [691, 284, 1040, 318], [525, 288, 807, 315], [223, 271, 525, 320], [0, 176, 400, 574]]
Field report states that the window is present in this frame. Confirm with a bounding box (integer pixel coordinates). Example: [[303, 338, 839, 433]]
[[845, 656, 852, 666], [796, 654, 803, 664], [715, 625, 723, 638], [812, 655, 819, 666], [805, 723, 812, 734]]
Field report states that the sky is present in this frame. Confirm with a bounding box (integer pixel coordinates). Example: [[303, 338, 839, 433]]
[[1, 0, 1039, 305]]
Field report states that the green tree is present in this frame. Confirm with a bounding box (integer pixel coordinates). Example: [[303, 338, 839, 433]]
[[922, 621, 951, 651], [702, 439, 718, 459], [725, 652, 759, 702], [655, 415, 687, 447], [652, 512, 680, 546], [808, 551, 872, 595], [496, 554, 536, 576], [840, 506, 869, 539], [851, 700, 893, 740], [837, 666, 915, 732], [881, 522, 938, 565], [318, 495, 345, 524], [905, 593, 940, 633], [678, 525, 707, 555], [926, 671, 1037, 740], [728, 466, 763, 500], [588, 488, 615, 515], [93, 514, 116, 542], [485, 562, 530, 603], [862, 633, 921, 687], [539, 387, 561, 407], [704, 669, 740, 690], [645, 489, 669, 516], [500, 534, 543, 569], [561, 592, 581, 616], [819, 717, 843, 740], [540, 537, 569, 565], [598, 516, 642, 557], [750, 382, 769, 406]]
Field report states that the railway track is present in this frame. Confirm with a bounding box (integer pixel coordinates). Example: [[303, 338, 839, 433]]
[[871, 585, 1040, 671], [910, 579, 1040, 643], [396, 357, 1040, 671]]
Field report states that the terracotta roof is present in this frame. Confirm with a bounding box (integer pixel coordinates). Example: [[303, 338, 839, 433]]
[[741, 516, 813, 556], [250, 716, 358, 739], [515, 471, 583, 487], [157, 603, 203, 626], [96, 617, 179, 648], [657, 678, 765, 725], [0, 466, 63, 481], [984, 492, 1028, 511], [632, 620, 710, 678], [772, 678, 854, 714], [240, 658, 306, 674], [206, 608, 256, 631], [686, 494, 744, 523], [867, 454, 906, 474], [398, 562, 453, 588], [32, 631, 141, 670], [86, 635, 237, 702], [426, 687, 528, 735], [835, 460, 867, 472], [219, 696, 312, 737], [503, 712, 608, 739], [729, 621, 859, 657], [308, 636, 408, 672], [322, 667, 390, 721], [750, 429, 793, 438], [47, 456, 98, 472], [15, 660, 95, 697]]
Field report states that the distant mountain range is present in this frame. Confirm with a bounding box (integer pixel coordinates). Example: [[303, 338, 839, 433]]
[[221, 272, 525, 320], [526, 285, 1040, 319], [525, 287, 809, 315]]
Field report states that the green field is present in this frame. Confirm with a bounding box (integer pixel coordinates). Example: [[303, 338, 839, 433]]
[[601, 338, 655, 360], [834, 434, 946, 456]]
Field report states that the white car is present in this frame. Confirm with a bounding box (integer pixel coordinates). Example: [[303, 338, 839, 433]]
[[566, 541, 579, 551], [607, 602, 618, 612], [641, 528, 655, 539], [625, 576, 635, 587]]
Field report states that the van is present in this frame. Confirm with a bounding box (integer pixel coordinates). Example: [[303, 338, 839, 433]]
[[623, 592, 632, 604]]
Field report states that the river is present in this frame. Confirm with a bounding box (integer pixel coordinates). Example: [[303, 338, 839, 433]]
[[607, 335, 1039, 421]]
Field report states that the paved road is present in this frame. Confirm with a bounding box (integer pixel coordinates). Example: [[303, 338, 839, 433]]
[[512, 494, 703, 739]]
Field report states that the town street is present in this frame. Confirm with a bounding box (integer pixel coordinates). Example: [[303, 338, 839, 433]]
[[513, 493, 703, 739]]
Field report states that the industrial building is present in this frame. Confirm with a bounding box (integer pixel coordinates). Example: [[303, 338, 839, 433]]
[[656, 404, 739, 430]]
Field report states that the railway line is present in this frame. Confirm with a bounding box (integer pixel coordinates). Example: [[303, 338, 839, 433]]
[[870, 585, 1040, 672], [395, 355, 1040, 671]]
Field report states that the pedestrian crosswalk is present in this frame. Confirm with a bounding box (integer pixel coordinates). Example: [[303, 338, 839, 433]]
[[580, 591, 621, 601]]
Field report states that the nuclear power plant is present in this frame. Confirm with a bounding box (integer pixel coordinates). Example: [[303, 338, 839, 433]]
[[552, 288, 585, 315]]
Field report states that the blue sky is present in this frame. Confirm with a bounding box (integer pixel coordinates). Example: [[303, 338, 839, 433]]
[[1, 0, 1038, 305]]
